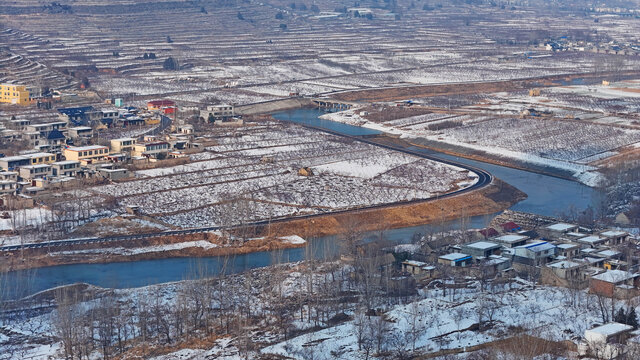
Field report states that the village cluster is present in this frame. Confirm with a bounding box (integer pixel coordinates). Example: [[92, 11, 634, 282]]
[[0, 93, 242, 202]]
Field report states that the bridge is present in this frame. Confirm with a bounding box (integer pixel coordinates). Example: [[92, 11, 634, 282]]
[[311, 98, 358, 110]]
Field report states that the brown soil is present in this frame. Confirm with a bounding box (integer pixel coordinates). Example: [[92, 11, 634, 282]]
[[331, 71, 640, 103], [260, 177, 524, 240]]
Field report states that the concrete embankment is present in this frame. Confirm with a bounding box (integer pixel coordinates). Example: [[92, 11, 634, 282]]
[[236, 98, 314, 115]]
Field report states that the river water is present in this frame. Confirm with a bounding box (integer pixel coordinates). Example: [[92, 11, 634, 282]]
[[2, 108, 601, 299]]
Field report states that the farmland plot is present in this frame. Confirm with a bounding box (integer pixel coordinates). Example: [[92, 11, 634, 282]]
[[86, 122, 474, 229]]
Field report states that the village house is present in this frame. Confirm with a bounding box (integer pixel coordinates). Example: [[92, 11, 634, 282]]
[[0, 179, 18, 195], [438, 252, 473, 267], [590, 270, 639, 298], [67, 126, 93, 140], [577, 235, 608, 248], [556, 243, 580, 258], [460, 241, 502, 260], [579, 323, 634, 359], [0, 83, 30, 105], [63, 145, 109, 164], [513, 241, 557, 266], [493, 234, 529, 248], [19, 164, 52, 181], [110, 138, 136, 153], [200, 104, 235, 122], [542, 223, 579, 239], [0, 155, 31, 171], [133, 142, 170, 158], [147, 100, 176, 112], [401, 260, 435, 278], [51, 160, 80, 177], [599, 230, 629, 246], [542, 260, 589, 288]]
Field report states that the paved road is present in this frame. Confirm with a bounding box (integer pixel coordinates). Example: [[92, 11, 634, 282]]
[[0, 124, 491, 253]]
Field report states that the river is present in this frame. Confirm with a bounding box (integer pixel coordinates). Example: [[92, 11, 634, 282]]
[[2, 108, 601, 299]]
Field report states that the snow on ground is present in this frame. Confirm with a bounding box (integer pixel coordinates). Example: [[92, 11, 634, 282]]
[[262, 282, 612, 359], [50, 240, 218, 256], [85, 123, 471, 229], [0, 207, 52, 232]]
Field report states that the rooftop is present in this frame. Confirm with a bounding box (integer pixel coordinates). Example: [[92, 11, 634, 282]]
[[587, 322, 633, 337], [591, 270, 637, 283], [65, 145, 108, 152], [548, 260, 581, 269], [463, 241, 501, 250], [578, 235, 605, 244], [546, 223, 577, 232], [601, 230, 627, 237], [495, 234, 528, 243], [439, 252, 472, 261]]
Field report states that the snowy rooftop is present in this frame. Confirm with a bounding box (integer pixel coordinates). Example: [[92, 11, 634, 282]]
[[566, 232, 587, 238], [517, 241, 555, 252], [403, 260, 428, 267], [546, 223, 577, 232], [495, 234, 528, 243], [587, 322, 633, 337], [463, 241, 501, 250], [578, 235, 605, 244], [548, 260, 581, 269], [600, 230, 627, 237], [66, 145, 108, 151], [439, 252, 471, 261], [591, 270, 637, 283], [596, 250, 620, 258], [25, 152, 54, 158], [557, 243, 578, 249]]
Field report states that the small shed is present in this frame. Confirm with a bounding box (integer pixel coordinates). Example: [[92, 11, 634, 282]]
[[298, 167, 313, 176]]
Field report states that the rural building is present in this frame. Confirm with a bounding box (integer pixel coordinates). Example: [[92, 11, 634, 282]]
[[0, 156, 31, 171], [24, 152, 56, 165], [0, 180, 18, 195], [438, 252, 473, 267], [599, 230, 629, 246], [110, 138, 136, 153], [493, 234, 529, 248], [500, 222, 521, 232], [580, 323, 633, 359], [590, 270, 639, 298], [133, 142, 170, 158], [51, 160, 80, 177], [68, 126, 93, 139], [147, 100, 176, 111], [97, 168, 131, 180], [478, 227, 499, 238], [577, 235, 607, 248], [542, 260, 588, 288], [177, 125, 194, 134], [401, 260, 435, 277], [513, 241, 556, 266], [19, 164, 52, 180], [460, 241, 502, 259], [200, 104, 235, 121], [542, 223, 579, 239], [63, 145, 109, 164], [0, 83, 30, 105], [556, 243, 580, 258]]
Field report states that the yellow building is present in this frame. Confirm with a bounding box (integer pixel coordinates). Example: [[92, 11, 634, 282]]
[[63, 145, 109, 164], [0, 84, 30, 105], [25, 152, 56, 165], [110, 138, 136, 153]]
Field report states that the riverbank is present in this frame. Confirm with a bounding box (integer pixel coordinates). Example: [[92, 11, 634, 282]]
[[257, 177, 524, 239], [1, 177, 523, 272], [0, 234, 307, 272]]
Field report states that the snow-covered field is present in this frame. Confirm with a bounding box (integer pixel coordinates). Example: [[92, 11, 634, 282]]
[[87, 122, 474, 228]]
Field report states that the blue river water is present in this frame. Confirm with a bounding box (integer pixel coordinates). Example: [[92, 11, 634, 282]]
[[2, 108, 601, 299]]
